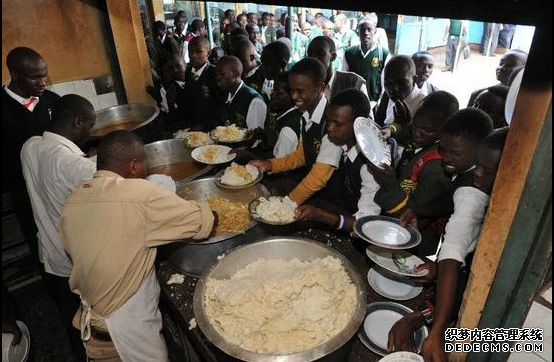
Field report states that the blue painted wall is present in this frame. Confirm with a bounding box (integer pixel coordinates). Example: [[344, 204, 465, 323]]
[[395, 18, 485, 55]]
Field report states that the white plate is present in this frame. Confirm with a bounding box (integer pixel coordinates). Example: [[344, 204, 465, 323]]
[[358, 302, 428, 356], [368, 267, 422, 301], [2, 321, 30, 362], [214, 166, 263, 189], [366, 246, 429, 278], [209, 127, 248, 143], [362, 220, 410, 246], [354, 216, 421, 250], [191, 145, 235, 165], [354, 117, 391, 168], [378, 351, 424, 362]]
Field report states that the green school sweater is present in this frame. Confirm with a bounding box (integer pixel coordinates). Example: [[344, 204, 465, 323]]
[[344, 45, 389, 102]]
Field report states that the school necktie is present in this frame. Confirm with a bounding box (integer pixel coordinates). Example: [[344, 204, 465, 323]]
[[23, 97, 38, 110]]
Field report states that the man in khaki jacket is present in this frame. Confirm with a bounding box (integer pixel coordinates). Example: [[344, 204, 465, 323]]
[[60, 130, 214, 361]]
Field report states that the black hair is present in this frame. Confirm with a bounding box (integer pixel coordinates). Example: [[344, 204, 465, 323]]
[[237, 14, 247, 22], [329, 89, 371, 119], [6, 47, 44, 72], [442, 108, 494, 142], [97, 130, 144, 168], [51, 94, 94, 126], [308, 36, 336, 54], [482, 127, 509, 152], [289, 57, 326, 84], [385, 55, 416, 77], [262, 41, 290, 62], [174, 11, 186, 22], [273, 72, 290, 90], [261, 12, 269, 19], [411, 51, 433, 62], [189, 35, 210, 50], [153, 21, 166, 32], [190, 19, 205, 32], [230, 27, 248, 38], [217, 55, 243, 76], [415, 91, 459, 127], [245, 23, 260, 33], [485, 85, 509, 100], [231, 39, 255, 58]]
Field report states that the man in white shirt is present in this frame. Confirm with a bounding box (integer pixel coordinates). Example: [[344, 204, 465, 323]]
[[21, 94, 97, 360]]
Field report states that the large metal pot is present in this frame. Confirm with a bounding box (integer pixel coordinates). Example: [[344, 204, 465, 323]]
[[144, 139, 212, 183], [162, 176, 270, 277], [89, 103, 160, 138], [193, 237, 367, 362]]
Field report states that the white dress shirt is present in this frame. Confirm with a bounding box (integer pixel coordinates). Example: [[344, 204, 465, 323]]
[[4, 84, 40, 111], [383, 85, 426, 125], [227, 81, 267, 130], [273, 107, 300, 158], [21, 131, 96, 277], [437, 187, 490, 266], [341, 144, 382, 218]]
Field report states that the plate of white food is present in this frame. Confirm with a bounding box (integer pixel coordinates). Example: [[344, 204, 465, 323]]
[[249, 196, 298, 225], [214, 163, 262, 189]]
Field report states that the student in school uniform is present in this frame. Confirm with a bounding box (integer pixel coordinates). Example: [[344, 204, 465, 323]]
[[215, 56, 266, 131], [342, 19, 391, 106], [471, 84, 510, 129], [260, 12, 277, 45], [387, 128, 507, 358], [249, 72, 302, 159], [374, 55, 426, 127], [183, 36, 226, 130], [368, 91, 461, 257], [2, 47, 61, 268], [182, 19, 207, 63], [307, 36, 368, 101], [256, 40, 291, 102], [249, 58, 344, 205], [232, 40, 262, 95], [395, 108, 495, 257], [296, 89, 381, 231], [412, 51, 439, 96], [159, 54, 187, 122]]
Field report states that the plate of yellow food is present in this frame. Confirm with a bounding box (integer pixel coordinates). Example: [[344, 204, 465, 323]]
[[174, 130, 213, 148], [210, 124, 248, 143], [191, 145, 236, 165]]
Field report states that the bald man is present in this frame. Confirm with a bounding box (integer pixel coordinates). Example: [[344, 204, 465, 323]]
[[374, 55, 426, 126], [2, 47, 61, 267], [21, 94, 96, 360], [60, 130, 214, 361], [215, 55, 266, 131]]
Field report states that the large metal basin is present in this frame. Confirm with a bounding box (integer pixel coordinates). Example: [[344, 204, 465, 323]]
[[145, 139, 212, 183], [163, 176, 270, 277], [90, 103, 160, 138], [193, 237, 367, 362]]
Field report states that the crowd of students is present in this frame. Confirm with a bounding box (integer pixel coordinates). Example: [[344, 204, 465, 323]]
[[2, 7, 530, 362], [141, 9, 529, 360]]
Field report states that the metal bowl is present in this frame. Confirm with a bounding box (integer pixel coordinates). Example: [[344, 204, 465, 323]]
[[193, 237, 367, 362], [163, 176, 270, 277], [175, 176, 269, 244], [144, 139, 212, 184], [89, 103, 160, 138]]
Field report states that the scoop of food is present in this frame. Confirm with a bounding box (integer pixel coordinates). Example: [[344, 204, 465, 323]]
[[220, 163, 259, 186]]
